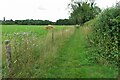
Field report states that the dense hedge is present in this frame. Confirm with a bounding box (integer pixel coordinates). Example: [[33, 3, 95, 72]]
[[88, 6, 120, 66]]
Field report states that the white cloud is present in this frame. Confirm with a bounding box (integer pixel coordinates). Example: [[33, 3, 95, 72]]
[[95, 0, 117, 9], [0, 0, 119, 21]]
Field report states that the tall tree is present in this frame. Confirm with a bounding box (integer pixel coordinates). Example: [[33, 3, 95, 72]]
[[69, 0, 101, 25]]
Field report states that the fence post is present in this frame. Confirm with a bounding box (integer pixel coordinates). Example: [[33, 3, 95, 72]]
[[5, 40, 12, 76], [62, 28, 64, 38], [52, 29, 54, 43]]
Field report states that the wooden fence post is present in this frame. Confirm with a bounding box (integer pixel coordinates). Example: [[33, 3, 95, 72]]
[[5, 40, 12, 76], [52, 29, 54, 43], [62, 28, 64, 38]]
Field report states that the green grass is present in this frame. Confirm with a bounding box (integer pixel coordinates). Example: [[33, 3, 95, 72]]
[[36, 28, 118, 78], [2, 25, 68, 39], [2, 25, 47, 38], [2, 25, 118, 78], [2, 25, 68, 33], [2, 25, 75, 78]]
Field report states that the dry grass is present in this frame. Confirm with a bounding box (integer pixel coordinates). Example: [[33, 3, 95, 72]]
[[37, 27, 75, 66], [81, 26, 91, 37], [2, 26, 75, 78]]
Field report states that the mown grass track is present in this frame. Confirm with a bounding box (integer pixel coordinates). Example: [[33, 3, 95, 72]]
[[40, 27, 118, 78]]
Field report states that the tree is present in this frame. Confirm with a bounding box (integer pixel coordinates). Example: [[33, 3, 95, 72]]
[[69, 0, 101, 25], [55, 19, 73, 25]]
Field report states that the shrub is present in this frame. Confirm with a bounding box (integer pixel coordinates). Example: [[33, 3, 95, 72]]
[[88, 6, 120, 66]]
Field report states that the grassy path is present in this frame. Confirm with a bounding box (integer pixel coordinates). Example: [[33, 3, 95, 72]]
[[3, 25, 117, 78], [44, 27, 118, 78]]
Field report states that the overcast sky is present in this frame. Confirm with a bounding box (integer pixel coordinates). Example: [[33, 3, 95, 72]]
[[0, 0, 119, 22]]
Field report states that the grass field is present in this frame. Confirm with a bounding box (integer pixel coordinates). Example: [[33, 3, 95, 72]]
[[2, 25, 75, 78], [2, 25, 118, 78]]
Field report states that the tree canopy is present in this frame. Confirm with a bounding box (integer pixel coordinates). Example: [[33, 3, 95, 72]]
[[69, 0, 101, 25]]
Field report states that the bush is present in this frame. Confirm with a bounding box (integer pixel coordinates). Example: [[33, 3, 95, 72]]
[[88, 6, 120, 66]]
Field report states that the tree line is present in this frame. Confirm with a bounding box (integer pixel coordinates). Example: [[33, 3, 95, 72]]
[[2, 19, 75, 25], [69, 0, 101, 25]]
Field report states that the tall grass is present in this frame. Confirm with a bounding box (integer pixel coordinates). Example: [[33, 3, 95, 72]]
[[2, 25, 75, 78], [40, 27, 118, 78]]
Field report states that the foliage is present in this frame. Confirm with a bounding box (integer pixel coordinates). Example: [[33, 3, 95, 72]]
[[2, 19, 55, 25], [2, 19, 75, 25], [69, 0, 101, 25], [87, 6, 120, 66], [55, 19, 75, 25]]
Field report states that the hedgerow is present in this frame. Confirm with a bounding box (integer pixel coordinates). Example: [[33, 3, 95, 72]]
[[88, 6, 120, 66]]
